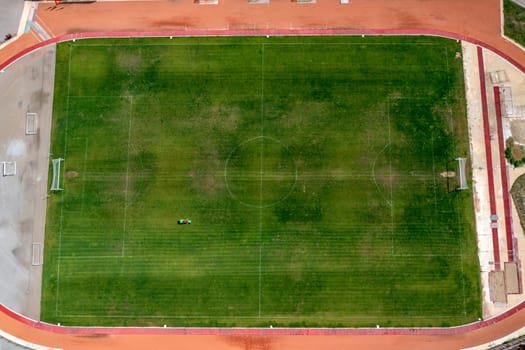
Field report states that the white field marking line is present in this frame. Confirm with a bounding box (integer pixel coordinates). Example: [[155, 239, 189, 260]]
[[59, 313, 465, 319], [431, 135, 438, 215], [68, 95, 134, 99], [79, 172, 436, 181], [55, 44, 74, 316], [58, 252, 463, 259], [443, 46, 456, 133], [387, 99, 395, 256], [391, 253, 463, 257], [444, 43, 467, 315], [122, 96, 133, 257], [258, 43, 265, 319], [60, 255, 126, 260], [70, 42, 445, 48], [80, 137, 88, 214], [458, 211, 468, 316], [370, 143, 392, 207]]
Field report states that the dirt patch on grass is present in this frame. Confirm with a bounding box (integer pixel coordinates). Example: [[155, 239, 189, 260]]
[[208, 105, 242, 132], [440, 171, 456, 178], [116, 51, 142, 72], [190, 149, 224, 196], [65, 171, 78, 178]]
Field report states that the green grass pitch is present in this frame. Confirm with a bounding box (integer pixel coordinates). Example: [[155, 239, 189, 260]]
[[42, 36, 481, 327]]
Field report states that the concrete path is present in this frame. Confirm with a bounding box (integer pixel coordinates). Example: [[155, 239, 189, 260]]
[[0, 43, 56, 321]]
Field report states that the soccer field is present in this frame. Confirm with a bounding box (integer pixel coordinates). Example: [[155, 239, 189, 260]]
[[42, 36, 481, 327]]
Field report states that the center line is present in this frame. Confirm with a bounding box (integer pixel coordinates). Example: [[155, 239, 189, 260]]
[[258, 44, 265, 318]]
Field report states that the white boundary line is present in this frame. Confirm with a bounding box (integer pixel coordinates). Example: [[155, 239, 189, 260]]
[[80, 137, 88, 213], [0, 329, 62, 350], [388, 99, 395, 256], [258, 43, 265, 318], [430, 136, 439, 214], [55, 44, 73, 316], [51, 40, 471, 322], [57, 313, 466, 319], [71, 42, 445, 47], [122, 96, 133, 257]]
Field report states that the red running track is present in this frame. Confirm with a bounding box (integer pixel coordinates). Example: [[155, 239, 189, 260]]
[[0, 28, 523, 347], [494, 86, 515, 263], [478, 46, 501, 271]]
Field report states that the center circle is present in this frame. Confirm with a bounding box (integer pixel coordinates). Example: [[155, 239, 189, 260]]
[[225, 136, 297, 208]]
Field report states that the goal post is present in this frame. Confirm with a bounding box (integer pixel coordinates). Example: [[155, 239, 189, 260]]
[[1, 161, 16, 176], [456, 157, 468, 190], [50, 158, 64, 191]]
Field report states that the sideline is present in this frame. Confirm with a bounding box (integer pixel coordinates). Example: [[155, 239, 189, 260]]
[[3, 29, 525, 73]]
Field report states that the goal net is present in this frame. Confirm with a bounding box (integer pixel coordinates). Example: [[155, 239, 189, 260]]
[[456, 157, 468, 190], [50, 158, 64, 191], [1, 161, 16, 176]]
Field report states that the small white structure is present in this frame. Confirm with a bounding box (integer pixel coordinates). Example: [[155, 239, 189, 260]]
[[50, 158, 64, 191], [32, 243, 43, 266], [26, 112, 38, 135], [2, 161, 16, 176], [456, 157, 468, 190]]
